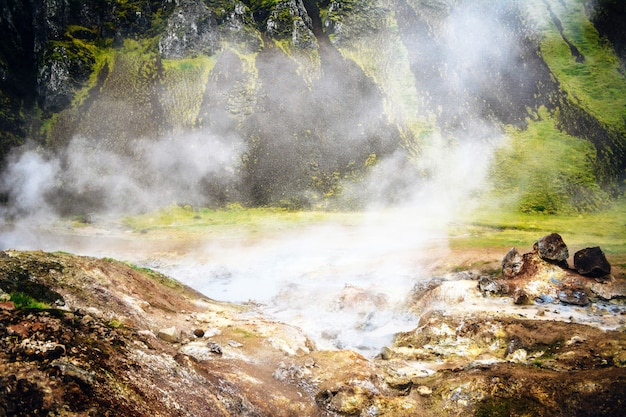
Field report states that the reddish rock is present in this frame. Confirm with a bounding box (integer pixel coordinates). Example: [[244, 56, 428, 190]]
[[0, 301, 15, 310]]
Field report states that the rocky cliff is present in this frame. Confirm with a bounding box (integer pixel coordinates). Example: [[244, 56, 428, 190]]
[[0, 0, 625, 213]]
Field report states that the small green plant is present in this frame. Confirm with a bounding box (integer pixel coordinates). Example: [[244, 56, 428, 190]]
[[10, 292, 51, 310], [108, 318, 123, 328]]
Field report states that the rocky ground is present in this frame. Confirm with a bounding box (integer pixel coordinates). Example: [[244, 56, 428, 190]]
[[1, 232, 625, 416]]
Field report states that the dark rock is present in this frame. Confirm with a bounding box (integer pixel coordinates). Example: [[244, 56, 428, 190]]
[[502, 247, 523, 279], [558, 289, 589, 306], [193, 328, 205, 338], [534, 233, 569, 264], [574, 247, 611, 278]]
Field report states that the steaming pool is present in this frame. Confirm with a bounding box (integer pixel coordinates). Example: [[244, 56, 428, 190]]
[[1, 211, 452, 356]]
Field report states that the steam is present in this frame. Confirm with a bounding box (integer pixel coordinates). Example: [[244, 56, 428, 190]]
[[1, 132, 244, 221], [0, 1, 539, 354]]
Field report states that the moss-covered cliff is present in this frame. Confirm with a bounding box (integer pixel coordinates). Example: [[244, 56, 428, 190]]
[[0, 0, 624, 213]]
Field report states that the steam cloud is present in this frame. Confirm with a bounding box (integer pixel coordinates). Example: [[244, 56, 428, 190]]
[[1, 132, 244, 221], [0, 1, 540, 354]]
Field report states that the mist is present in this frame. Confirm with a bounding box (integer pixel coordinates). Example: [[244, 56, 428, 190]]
[[0, 1, 539, 354]]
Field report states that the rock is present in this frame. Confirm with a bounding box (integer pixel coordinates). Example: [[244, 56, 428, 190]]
[[16, 339, 66, 359], [416, 385, 433, 396], [207, 342, 222, 355], [502, 248, 524, 279], [193, 328, 205, 338], [534, 233, 569, 264], [535, 294, 555, 304], [558, 289, 589, 306], [0, 301, 15, 310], [508, 349, 528, 363], [158, 0, 219, 59], [478, 276, 501, 294], [513, 288, 531, 305], [51, 360, 95, 385], [589, 279, 626, 301], [157, 327, 180, 343], [574, 247, 611, 277]]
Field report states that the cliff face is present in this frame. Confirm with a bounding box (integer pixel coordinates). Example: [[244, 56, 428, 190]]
[[0, 0, 625, 212]]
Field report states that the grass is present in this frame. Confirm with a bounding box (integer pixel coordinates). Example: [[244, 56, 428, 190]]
[[122, 204, 359, 238], [450, 197, 626, 267], [122, 199, 626, 258]]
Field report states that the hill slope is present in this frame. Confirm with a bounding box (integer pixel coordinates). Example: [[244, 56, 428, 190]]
[[0, 0, 624, 214]]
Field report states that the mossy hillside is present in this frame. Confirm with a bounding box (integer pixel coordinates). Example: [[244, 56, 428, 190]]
[[538, 0, 626, 134], [329, 0, 429, 151], [490, 107, 609, 214], [160, 55, 217, 129], [272, 38, 320, 86]]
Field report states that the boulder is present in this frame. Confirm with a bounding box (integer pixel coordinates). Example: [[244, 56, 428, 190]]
[[534, 233, 569, 264], [574, 247, 611, 278], [502, 247, 523, 279]]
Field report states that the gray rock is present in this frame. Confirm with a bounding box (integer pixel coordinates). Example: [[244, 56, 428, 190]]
[[535, 233, 569, 264], [158, 0, 219, 59], [502, 247, 523, 279], [207, 342, 222, 355], [478, 276, 501, 294]]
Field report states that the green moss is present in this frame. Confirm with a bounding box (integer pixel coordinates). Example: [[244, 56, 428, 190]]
[[9, 292, 51, 310], [160, 55, 217, 127]]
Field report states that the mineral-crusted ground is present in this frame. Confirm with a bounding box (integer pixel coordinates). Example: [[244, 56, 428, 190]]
[[1, 238, 624, 416]]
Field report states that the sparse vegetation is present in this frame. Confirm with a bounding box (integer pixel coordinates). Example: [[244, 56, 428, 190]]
[[9, 292, 51, 310]]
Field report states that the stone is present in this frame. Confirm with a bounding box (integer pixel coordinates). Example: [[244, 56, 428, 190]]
[[207, 342, 222, 355], [158, 0, 219, 59], [193, 328, 205, 338], [574, 247, 611, 278], [534, 233, 569, 264], [558, 289, 589, 306], [157, 327, 180, 343], [478, 276, 501, 294], [0, 301, 15, 310], [416, 385, 432, 396], [513, 288, 531, 305], [502, 248, 523, 279]]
